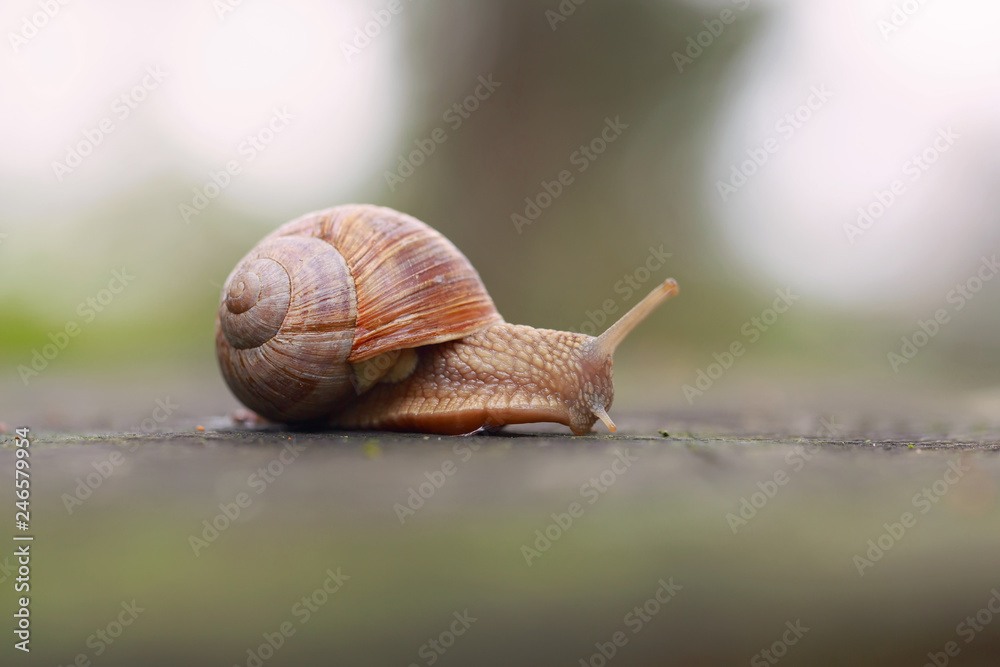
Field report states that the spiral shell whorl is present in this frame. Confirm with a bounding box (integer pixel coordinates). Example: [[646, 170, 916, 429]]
[[216, 235, 357, 421], [220, 258, 291, 349], [225, 271, 259, 314]]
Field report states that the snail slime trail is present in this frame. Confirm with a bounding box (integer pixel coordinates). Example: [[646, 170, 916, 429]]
[[216, 205, 679, 435]]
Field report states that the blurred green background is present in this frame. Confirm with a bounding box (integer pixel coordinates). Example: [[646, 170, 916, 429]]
[[3, 3, 1000, 666], [3, 0, 1000, 426]]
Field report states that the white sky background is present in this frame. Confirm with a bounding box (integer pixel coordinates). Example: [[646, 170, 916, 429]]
[[1, 0, 998, 314], [0, 0, 404, 222], [699, 0, 1000, 308]]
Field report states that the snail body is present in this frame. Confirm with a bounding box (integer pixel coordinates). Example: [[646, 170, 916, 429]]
[[216, 205, 678, 435]]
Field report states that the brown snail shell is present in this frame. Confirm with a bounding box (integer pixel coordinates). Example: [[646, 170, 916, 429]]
[[215, 204, 502, 422]]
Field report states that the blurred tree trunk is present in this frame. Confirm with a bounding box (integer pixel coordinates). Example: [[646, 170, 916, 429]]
[[379, 0, 759, 339]]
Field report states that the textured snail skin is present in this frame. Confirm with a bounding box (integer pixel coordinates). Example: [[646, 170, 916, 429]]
[[333, 324, 614, 436]]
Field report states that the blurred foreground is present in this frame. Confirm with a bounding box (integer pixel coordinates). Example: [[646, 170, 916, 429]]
[[2, 387, 999, 667]]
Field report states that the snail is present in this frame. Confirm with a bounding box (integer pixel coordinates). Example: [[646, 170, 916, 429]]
[[216, 204, 678, 435]]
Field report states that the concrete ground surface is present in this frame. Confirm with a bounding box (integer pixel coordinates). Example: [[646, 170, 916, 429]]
[[2, 372, 1000, 666]]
